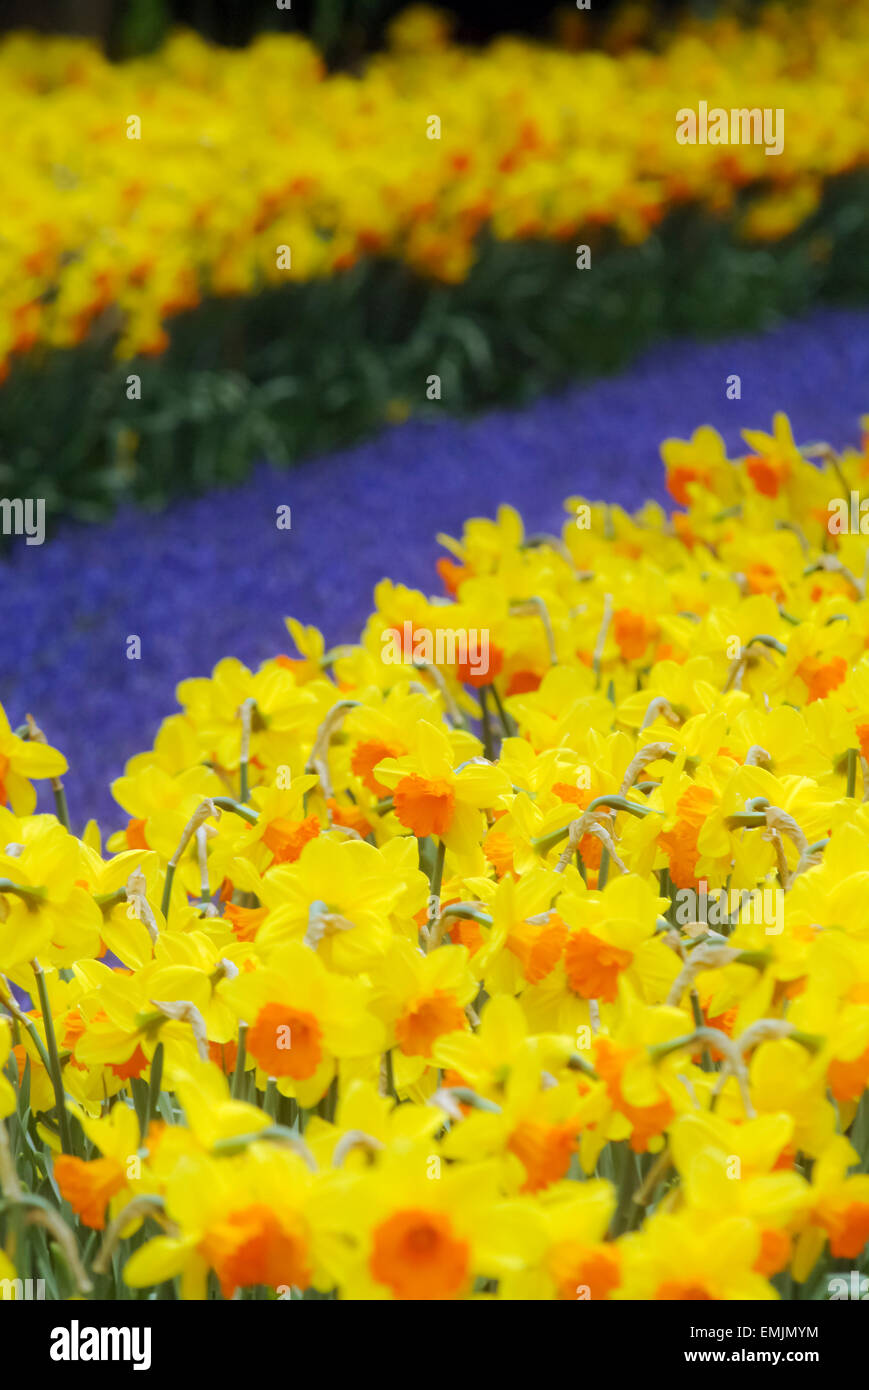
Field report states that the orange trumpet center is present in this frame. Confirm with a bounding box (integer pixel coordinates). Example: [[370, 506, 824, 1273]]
[[53, 1155, 127, 1230], [657, 784, 716, 889], [564, 929, 633, 1003], [351, 738, 405, 796], [549, 1242, 621, 1301], [248, 1002, 323, 1079], [370, 1208, 469, 1300], [507, 1118, 577, 1193], [395, 991, 467, 1056], [261, 814, 321, 865], [201, 1204, 312, 1297], [393, 774, 455, 837]]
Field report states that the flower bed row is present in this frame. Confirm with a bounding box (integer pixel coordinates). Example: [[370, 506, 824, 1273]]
[[5, 1, 869, 519], [5, 0, 869, 365]]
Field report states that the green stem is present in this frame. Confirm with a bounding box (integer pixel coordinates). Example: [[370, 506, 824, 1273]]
[[734, 950, 772, 969], [442, 1087, 501, 1114], [52, 783, 71, 833], [846, 747, 857, 798], [0, 880, 46, 907], [1, 1000, 52, 1077], [212, 797, 259, 825], [597, 848, 610, 889], [648, 1031, 702, 1062], [437, 904, 493, 926], [746, 634, 788, 656], [566, 1053, 598, 1080], [588, 795, 663, 818], [262, 1077, 278, 1121], [231, 1022, 248, 1100], [724, 812, 768, 829], [211, 1124, 303, 1157], [426, 838, 447, 940], [490, 683, 516, 737], [383, 1047, 397, 1102], [533, 795, 662, 857], [690, 991, 714, 1072], [479, 686, 494, 761], [610, 1145, 640, 1237], [317, 1076, 338, 1123], [94, 887, 127, 913], [147, 1042, 164, 1126], [160, 862, 176, 920], [658, 866, 674, 922], [239, 698, 255, 803], [32, 963, 72, 1155]]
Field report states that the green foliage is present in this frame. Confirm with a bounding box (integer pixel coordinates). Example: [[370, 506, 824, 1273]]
[[3, 171, 869, 526]]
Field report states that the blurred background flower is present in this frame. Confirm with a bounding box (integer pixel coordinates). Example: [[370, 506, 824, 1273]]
[[2, 0, 869, 517]]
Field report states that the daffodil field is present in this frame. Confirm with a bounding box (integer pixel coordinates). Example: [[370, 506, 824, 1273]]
[[3, 408, 869, 1306], [4, 0, 869, 1349]]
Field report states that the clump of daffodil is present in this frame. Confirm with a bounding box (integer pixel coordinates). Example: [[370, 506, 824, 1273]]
[[6, 402, 869, 1298]]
